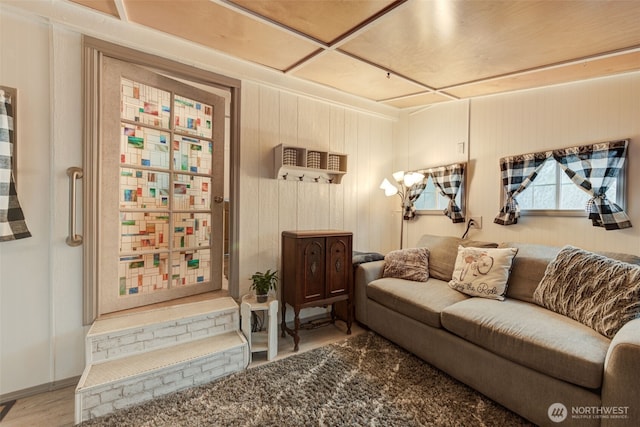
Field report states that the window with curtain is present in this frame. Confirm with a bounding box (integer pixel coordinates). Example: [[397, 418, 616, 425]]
[[495, 139, 631, 230], [517, 157, 621, 213], [0, 87, 31, 241], [413, 163, 465, 223], [414, 177, 457, 211], [553, 139, 630, 230]]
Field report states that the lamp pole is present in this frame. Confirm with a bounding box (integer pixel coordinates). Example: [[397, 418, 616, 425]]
[[399, 193, 404, 249], [380, 171, 425, 250]]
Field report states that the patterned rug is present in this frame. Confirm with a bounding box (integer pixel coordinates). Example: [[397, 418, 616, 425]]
[[79, 332, 533, 426]]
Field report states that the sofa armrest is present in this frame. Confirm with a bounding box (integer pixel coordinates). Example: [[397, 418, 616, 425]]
[[602, 317, 640, 427], [354, 260, 385, 326]]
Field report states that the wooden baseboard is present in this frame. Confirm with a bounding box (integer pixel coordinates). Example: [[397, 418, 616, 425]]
[[0, 376, 80, 404]]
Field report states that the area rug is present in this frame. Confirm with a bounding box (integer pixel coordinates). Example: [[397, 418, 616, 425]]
[[79, 332, 534, 426]]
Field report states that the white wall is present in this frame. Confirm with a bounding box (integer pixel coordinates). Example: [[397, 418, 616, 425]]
[[0, 8, 55, 395], [238, 84, 396, 299], [404, 73, 640, 254], [0, 4, 398, 397], [398, 100, 471, 245]]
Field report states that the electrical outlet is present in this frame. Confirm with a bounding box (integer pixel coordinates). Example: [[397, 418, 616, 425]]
[[469, 216, 482, 229]]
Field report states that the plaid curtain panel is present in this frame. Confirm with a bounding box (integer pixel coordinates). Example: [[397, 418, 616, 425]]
[[553, 139, 631, 230], [403, 178, 426, 220], [0, 90, 31, 241], [427, 163, 465, 223], [494, 151, 551, 225]]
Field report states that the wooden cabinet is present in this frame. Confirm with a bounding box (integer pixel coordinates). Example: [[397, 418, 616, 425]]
[[281, 230, 353, 351]]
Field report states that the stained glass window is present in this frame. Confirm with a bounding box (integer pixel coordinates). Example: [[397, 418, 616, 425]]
[[118, 78, 214, 297]]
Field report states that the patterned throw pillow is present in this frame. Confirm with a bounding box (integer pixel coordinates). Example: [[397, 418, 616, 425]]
[[382, 248, 430, 282], [448, 246, 518, 300], [534, 245, 640, 339]]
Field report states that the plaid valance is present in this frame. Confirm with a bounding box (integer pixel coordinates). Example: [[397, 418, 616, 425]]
[[0, 89, 31, 241], [495, 139, 631, 230]]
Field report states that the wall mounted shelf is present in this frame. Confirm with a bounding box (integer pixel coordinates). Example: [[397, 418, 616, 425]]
[[274, 144, 347, 184]]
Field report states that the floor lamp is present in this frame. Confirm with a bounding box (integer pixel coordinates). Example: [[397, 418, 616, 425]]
[[380, 171, 425, 249]]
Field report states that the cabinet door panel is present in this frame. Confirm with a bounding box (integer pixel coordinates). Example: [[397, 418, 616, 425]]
[[326, 236, 350, 296], [300, 238, 325, 302]]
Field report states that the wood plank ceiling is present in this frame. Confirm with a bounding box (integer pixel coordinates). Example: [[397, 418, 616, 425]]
[[68, 0, 640, 109]]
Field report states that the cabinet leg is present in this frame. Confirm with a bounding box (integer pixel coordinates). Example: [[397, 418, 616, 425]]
[[293, 308, 300, 352], [346, 298, 353, 335], [281, 303, 287, 338]]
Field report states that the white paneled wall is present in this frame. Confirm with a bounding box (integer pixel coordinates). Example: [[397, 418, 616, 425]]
[[401, 101, 470, 247], [405, 73, 640, 254], [239, 82, 397, 302]]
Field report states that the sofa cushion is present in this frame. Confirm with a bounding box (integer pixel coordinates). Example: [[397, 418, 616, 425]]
[[441, 298, 610, 389], [499, 242, 640, 304], [596, 250, 640, 266], [367, 277, 468, 328], [534, 245, 640, 339], [382, 247, 429, 282], [448, 246, 518, 300], [498, 242, 561, 303], [416, 234, 498, 282]]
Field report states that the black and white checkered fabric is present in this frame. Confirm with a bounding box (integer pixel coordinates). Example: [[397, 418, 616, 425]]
[[403, 179, 426, 220], [494, 151, 550, 226], [427, 163, 465, 223], [0, 90, 31, 241], [553, 139, 631, 230]]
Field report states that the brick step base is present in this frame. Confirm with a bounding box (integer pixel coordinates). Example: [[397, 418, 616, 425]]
[[75, 330, 248, 423], [86, 297, 239, 364]]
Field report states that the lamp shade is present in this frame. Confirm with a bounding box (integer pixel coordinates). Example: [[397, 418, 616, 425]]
[[379, 178, 399, 196], [392, 171, 405, 183], [404, 171, 425, 187]]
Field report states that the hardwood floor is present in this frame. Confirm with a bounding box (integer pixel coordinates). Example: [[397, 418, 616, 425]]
[[1, 320, 365, 427]]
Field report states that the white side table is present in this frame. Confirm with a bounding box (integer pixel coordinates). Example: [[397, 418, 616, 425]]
[[240, 294, 278, 361]]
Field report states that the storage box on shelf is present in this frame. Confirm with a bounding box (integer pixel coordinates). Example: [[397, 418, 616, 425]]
[[274, 144, 347, 184]]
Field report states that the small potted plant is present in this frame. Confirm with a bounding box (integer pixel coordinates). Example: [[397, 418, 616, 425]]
[[250, 269, 278, 303]]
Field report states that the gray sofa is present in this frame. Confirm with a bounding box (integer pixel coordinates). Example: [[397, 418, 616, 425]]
[[354, 234, 640, 427]]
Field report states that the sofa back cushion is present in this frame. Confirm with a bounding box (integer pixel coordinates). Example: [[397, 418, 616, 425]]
[[499, 242, 561, 303], [500, 242, 640, 304], [534, 245, 640, 339], [416, 234, 498, 281]]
